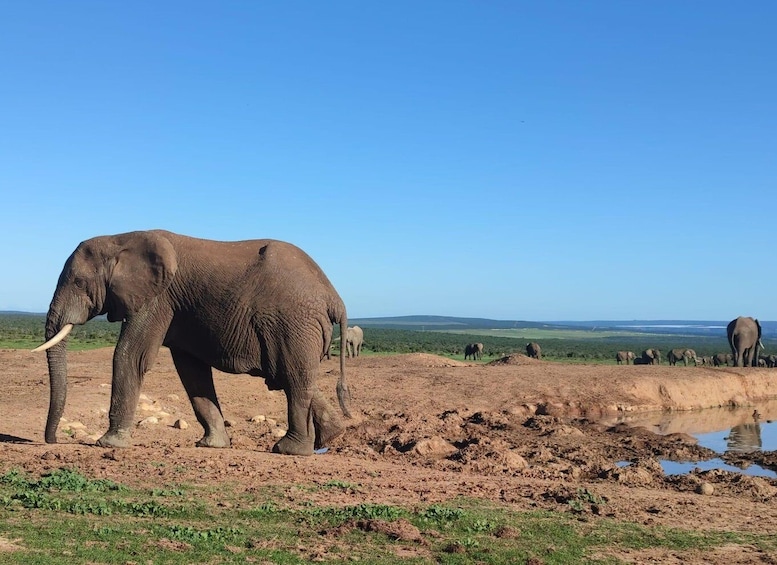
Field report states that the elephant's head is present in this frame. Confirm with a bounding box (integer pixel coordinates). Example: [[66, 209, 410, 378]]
[[33, 231, 178, 443]]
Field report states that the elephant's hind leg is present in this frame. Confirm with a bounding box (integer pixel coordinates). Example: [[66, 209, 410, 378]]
[[170, 349, 230, 448], [312, 389, 345, 449]]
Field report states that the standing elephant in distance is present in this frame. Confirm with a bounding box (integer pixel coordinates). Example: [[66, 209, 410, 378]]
[[32, 230, 352, 456], [464, 343, 484, 360], [727, 316, 763, 367], [641, 349, 661, 365], [761, 354, 777, 368], [713, 353, 733, 367], [615, 351, 635, 365], [345, 326, 364, 358], [526, 342, 542, 359], [668, 348, 697, 366]]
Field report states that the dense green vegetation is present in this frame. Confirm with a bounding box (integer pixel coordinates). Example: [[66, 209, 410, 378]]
[[1, 468, 773, 564], [4, 313, 772, 363]]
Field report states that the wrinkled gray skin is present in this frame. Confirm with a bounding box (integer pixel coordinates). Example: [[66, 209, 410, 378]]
[[727, 316, 763, 367], [641, 349, 661, 365], [526, 342, 541, 359], [615, 351, 635, 365], [464, 343, 484, 361], [37, 230, 351, 456], [713, 352, 733, 367], [345, 326, 364, 358], [667, 348, 697, 366]]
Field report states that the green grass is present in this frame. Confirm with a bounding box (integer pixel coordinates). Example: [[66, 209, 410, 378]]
[[1, 468, 775, 564]]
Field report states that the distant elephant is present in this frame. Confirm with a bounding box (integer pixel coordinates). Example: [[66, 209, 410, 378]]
[[464, 343, 484, 360], [32, 230, 351, 456], [698, 356, 713, 366], [345, 326, 364, 358], [766, 354, 777, 368], [641, 348, 661, 365], [615, 351, 635, 365], [667, 348, 697, 366], [526, 342, 541, 359], [727, 316, 763, 367], [713, 353, 733, 367]]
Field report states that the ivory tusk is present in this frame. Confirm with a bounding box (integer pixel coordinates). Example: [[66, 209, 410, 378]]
[[31, 324, 74, 353]]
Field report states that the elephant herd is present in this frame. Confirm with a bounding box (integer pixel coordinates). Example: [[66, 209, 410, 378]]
[[615, 316, 769, 368]]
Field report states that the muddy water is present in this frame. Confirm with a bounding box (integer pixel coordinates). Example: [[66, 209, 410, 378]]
[[605, 400, 777, 478]]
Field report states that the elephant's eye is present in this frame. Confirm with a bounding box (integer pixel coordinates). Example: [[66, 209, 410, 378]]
[[73, 278, 87, 290]]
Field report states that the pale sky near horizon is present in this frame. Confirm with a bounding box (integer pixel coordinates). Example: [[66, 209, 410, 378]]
[[1, 2, 775, 321]]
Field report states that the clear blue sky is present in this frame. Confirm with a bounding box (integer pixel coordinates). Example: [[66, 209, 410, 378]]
[[2, 2, 775, 321]]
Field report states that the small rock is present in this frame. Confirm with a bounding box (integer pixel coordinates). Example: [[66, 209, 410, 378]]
[[266, 418, 277, 426], [166, 394, 180, 401], [224, 419, 234, 427], [173, 419, 189, 430], [697, 482, 714, 496], [412, 436, 457, 457], [138, 416, 159, 427], [66, 421, 86, 431], [271, 428, 287, 438], [249, 415, 266, 423]]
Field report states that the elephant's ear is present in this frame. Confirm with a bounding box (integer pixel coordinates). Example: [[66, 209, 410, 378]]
[[107, 231, 178, 321]]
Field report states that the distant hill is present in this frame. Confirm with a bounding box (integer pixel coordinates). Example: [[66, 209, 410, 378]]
[[4, 312, 776, 339], [350, 315, 777, 339]]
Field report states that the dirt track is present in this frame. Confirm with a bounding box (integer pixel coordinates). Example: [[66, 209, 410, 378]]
[[2, 348, 777, 563]]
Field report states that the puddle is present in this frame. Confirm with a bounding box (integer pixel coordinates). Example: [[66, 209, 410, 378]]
[[604, 400, 777, 478]]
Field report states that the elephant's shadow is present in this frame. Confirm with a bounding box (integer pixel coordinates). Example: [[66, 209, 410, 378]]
[[0, 433, 33, 444]]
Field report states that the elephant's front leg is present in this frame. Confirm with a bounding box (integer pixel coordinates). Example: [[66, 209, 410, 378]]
[[170, 349, 230, 448], [97, 318, 165, 448]]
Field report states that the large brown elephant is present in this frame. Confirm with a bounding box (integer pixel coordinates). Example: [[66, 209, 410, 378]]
[[526, 342, 541, 359], [727, 316, 763, 367], [32, 230, 351, 456]]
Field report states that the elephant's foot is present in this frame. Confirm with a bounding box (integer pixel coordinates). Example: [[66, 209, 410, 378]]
[[272, 433, 314, 456], [96, 429, 132, 448], [314, 417, 345, 449], [195, 432, 231, 448]]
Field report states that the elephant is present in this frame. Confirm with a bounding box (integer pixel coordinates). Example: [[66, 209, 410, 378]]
[[727, 316, 763, 367], [615, 351, 635, 365], [32, 230, 352, 456], [667, 348, 697, 366], [526, 342, 541, 359], [713, 353, 733, 367], [345, 325, 364, 358], [641, 348, 661, 365], [464, 343, 484, 360]]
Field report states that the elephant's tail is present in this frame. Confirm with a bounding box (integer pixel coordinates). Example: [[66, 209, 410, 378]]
[[333, 305, 352, 419]]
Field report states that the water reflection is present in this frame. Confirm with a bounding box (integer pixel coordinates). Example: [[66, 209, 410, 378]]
[[603, 400, 777, 477], [727, 422, 762, 453]]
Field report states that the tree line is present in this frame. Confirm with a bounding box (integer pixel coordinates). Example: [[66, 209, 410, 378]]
[[2, 314, 771, 363]]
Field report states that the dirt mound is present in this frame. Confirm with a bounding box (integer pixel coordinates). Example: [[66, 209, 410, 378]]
[[375, 353, 469, 368], [487, 353, 541, 365]]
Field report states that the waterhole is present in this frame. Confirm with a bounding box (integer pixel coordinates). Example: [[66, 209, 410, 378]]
[[607, 399, 777, 478]]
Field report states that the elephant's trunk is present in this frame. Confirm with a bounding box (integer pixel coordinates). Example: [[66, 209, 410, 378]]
[[44, 337, 68, 443]]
